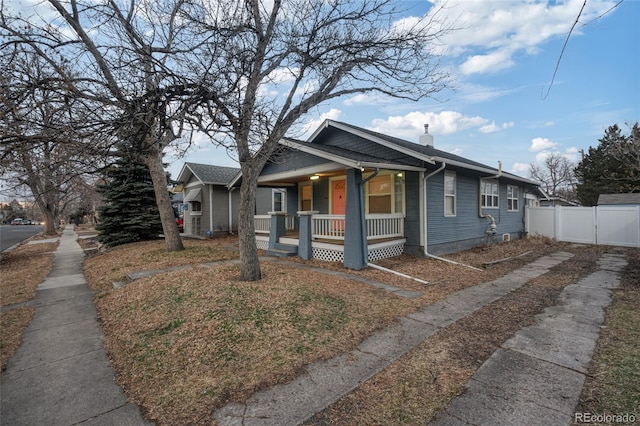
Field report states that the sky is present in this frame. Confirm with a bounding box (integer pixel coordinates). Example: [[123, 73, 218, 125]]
[[4, 0, 639, 189], [167, 0, 639, 180]]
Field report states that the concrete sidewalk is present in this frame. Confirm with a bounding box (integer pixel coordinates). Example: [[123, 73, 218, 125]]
[[213, 251, 575, 425], [0, 225, 150, 425], [431, 252, 627, 426]]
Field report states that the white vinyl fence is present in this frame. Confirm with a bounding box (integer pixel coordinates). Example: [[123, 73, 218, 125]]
[[525, 206, 640, 248]]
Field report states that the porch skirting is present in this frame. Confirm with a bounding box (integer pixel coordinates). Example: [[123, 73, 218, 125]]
[[255, 235, 405, 263]]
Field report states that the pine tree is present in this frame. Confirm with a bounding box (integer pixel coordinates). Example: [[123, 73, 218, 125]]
[[575, 123, 640, 206], [96, 147, 163, 247]]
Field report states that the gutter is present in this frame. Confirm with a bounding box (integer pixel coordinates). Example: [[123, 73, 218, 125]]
[[423, 161, 483, 272]]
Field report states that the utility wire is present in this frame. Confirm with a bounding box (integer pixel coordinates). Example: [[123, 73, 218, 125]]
[[542, 0, 624, 100]]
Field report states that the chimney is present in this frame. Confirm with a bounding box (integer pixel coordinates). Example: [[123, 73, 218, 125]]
[[419, 123, 434, 147]]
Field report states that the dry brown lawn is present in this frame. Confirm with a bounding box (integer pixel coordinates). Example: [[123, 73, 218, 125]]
[[87, 235, 599, 425], [0, 240, 57, 370]]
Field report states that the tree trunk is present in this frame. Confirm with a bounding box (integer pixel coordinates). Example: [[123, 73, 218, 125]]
[[145, 147, 184, 252], [44, 208, 58, 235], [238, 167, 261, 281]]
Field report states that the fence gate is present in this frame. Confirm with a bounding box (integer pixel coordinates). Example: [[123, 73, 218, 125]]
[[525, 205, 640, 248]]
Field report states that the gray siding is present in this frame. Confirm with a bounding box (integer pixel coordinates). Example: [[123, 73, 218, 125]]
[[262, 150, 330, 176], [210, 185, 230, 234], [426, 171, 526, 255], [313, 179, 330, 214], [255, 188, 273, 215]]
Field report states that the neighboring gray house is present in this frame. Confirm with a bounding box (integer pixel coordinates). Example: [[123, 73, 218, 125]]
[[249, 120, 542, 269], [176, 163, 243, 237], [597, 193, 640, 206]]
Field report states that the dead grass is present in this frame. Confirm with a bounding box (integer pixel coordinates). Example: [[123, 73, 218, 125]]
[[0, 240, 57, 371], [84, 236, 240, 292], [576, 248, 640, 423], [0, 307, 35, 371], [95, 261, 415, 424], [1, 242, 58, 307]]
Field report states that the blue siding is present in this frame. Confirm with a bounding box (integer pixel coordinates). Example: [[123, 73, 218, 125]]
[[426, 171, 526, 255], [404, 171, 422, 254], [262, 149, 329, 176], [313, 179, 329, 214]]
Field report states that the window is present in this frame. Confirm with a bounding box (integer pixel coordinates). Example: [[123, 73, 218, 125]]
[[191, 217, 201, 235], [481, 180, 499, 208], [444, 172, 456, 216], [190, 201, 202, 213], [365, 173, 404, 214], [272, 189, 286, 212], [507, 185, 519, 211], [300, 183, 313, 211]]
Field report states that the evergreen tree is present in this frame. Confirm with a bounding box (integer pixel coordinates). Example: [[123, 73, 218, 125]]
[[96, 147, 163, 247], [575, 123, 640, 206]]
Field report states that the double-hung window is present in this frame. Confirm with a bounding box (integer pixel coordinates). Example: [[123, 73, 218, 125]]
[[507, 185, 519, 211], [444, 171, 456, 216], [272, 189, 286, 212], [481, 180, 499, 208]]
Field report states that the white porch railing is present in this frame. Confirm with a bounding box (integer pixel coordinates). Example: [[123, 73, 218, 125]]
[[311, 213, 404, 240], [254, 214, 296, 234], [254, 215, 271, 234], [366, 213, 404, 239]]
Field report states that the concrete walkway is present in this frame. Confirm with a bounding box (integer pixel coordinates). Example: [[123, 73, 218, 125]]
[[430, 252, 627, 426], [212, 251, 575, 425], [0, 225, 150, 425]]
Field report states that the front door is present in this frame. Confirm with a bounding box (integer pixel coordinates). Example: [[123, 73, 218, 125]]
[[331, 179, 346, 236], [332, 179, 346, 214]]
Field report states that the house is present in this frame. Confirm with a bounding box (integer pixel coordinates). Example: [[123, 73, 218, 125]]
[[597, 193, 640, 206], [540, 196, 580, 207], [250, 120, 542, 270], [176, 163, 244, 237]]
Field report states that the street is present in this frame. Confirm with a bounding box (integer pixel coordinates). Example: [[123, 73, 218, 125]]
[[0, 225, 43, 252]]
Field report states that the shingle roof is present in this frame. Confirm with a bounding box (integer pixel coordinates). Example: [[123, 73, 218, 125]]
[[325, 121, 532, 183], [598, 193, 640, 205], [185, 163, 240, 185]]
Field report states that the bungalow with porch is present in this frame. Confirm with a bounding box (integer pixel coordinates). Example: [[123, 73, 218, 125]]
[[243, 120, 541, 270]]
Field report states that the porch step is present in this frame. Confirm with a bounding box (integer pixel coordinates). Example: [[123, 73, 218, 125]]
[[267, 243, 298, 258]]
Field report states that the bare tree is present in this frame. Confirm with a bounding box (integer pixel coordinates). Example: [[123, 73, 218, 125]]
[[186, 0, 452, 280], [0, 45, 107, 234], [529, 153, 577, 202], [1, 0, 204, 250]]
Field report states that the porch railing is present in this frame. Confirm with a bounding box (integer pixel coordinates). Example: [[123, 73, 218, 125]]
[[366, 213, 404, 239], [311, 213, 404, 240], [254, 214, 296, 234]]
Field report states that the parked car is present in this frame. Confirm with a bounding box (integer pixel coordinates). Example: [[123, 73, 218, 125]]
[[176, 215, 184, 233], [11, 218, 23, 225], [22, 219, 31, 225]]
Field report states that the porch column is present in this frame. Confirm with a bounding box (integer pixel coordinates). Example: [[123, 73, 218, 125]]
[[268, 211, 287, 249], [344, 168, 367, 270], [297, 211, 317, 260]]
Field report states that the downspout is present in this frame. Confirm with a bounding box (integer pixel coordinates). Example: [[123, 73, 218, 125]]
[[228, 187, 236, 235], [424, 161, 483, 271], [209, 185, 214, 235]]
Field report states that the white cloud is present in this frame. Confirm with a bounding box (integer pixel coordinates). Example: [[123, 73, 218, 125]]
[[343, 93, 377, 106], [300, 109, 342, 138], [369, 110, 488, 139], [529, 137, 559, 152], [511, 162, 531, 175], [479, 121, 500, 133], [429, 0, 618, 75], [460, 49, 515, 75]]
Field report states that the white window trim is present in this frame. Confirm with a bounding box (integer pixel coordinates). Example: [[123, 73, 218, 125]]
[[272, 189, 286, 213], [444, 171, 456, 217], [190, 201, 202, 215], [507, 185, 519, 212], [481, 180, 499, 209]]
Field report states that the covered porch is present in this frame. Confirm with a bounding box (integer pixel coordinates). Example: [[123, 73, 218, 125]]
[[254, 212, 406, 263]]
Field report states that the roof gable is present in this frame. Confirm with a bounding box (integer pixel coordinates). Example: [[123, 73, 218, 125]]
[[311, 120, 535, 184], [178, 162, 240, 186]]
